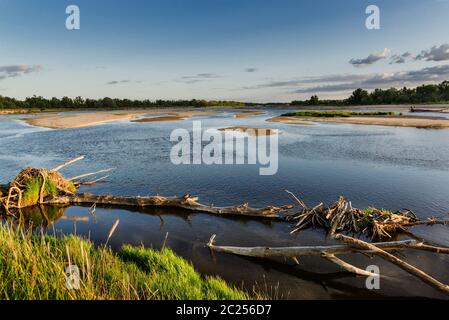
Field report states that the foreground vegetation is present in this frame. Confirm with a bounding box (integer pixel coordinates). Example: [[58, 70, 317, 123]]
[[282, 111, 395, 118], [0, 223, 253, 300]]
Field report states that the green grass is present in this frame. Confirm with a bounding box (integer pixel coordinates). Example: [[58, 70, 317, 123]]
[[21, 177, 59, 207], [282, 111, 396, 118], [362, 207, 393, 216], [0, 223, 254, 300]]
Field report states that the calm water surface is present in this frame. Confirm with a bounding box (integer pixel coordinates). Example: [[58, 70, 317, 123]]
[[1, 110, 449, 299]]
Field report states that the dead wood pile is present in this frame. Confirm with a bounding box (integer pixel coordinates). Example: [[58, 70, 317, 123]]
[[285, 192, 449, 240]]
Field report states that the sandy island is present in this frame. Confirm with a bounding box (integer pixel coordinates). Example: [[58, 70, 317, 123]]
[[132, 110, 219, 123], [234, 111, 265, 118], [132, 115, 185, 122], [218, 126, 278, 136], [24, 110, 221, 129], [266, 116, 315, 126], [268, 115, 449, 129]]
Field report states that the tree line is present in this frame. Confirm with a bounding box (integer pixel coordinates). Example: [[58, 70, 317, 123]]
[[0, 96, 249, 110], [2, 80, 449, 110], [291, 80, 449, 106]]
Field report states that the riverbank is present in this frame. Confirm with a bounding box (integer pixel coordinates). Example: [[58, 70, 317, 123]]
[[0, 222, 253, 300], [268, 114, 449, 129], [10, 105, 449, 130]]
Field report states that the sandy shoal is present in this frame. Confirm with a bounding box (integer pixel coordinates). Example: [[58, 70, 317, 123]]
[[24, 110, 222, 129], [218, 126, 278, 136], [234, 111, 265, 118], [268, 115, 449, 129]]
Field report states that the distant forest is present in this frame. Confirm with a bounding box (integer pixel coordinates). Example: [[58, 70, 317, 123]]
[[1, 80, 449, 110], [291, 80, 449, 106], [0, 96, 249, 110]]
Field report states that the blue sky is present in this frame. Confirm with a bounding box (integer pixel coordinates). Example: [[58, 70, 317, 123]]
[[1, 0, 449, 102]]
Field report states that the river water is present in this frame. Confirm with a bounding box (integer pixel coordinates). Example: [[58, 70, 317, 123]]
[[1, 109, 449, 299]]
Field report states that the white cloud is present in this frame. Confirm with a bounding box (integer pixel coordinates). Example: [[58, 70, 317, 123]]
[[390, 52, 412, 64], [176, 73, 221, 84], [349, 48, 391, 67], [106, 80, 131, 85], [243, 65, 449, 94], [416, 43, 449, 62], [0, 65, 43, 80], [293, 65, 449, 93]]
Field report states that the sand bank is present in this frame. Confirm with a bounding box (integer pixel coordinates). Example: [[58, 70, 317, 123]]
[[268, 115, 449, 129], [234, 111, 265, 118], [24, 110, 222, 129], [24, 111, 147, 129], [218, 126, 278, 136], [266, 116, 315, 126], [132, 115, 185, 122]]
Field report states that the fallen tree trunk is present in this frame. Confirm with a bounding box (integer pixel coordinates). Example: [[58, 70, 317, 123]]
[[45, 193, 293, 218], [207, 235, 418, 257], [207, 235, 404, 277], [208, 234, 449, 294], [1, 156, 293, 218], [334, 234, 449, 296]]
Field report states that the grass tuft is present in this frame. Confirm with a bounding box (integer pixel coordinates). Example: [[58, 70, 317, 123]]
[[0, 223, 255, 300], [22, 176, 59, 207]]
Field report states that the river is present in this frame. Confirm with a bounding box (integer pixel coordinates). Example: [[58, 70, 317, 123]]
[[1, 109, 449, 299]]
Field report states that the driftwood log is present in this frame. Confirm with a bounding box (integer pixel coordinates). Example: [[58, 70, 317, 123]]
[[207, 235, 419, 257], [46, 193, 293, 218], [1, 156, 293, 219], [52, 156, 85, 172], [208, 234, 449, 296]]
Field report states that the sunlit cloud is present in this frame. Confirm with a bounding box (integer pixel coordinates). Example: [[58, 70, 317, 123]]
[[349, 48, 391, 67], [0, 65, 43, 80], [416, 43, 449, 62]]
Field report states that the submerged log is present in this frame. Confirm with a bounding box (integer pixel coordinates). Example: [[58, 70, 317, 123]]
[[207, 234, 418, 257], [335, 234, 449, 296], [45, 193, 293, 218], [321, 253, 375, 277]]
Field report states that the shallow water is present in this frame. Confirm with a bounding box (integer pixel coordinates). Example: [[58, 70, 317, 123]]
[[1, 110, 449, 299]]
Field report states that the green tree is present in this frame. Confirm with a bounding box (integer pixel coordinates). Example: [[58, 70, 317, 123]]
[[308, 95, 320, 105]]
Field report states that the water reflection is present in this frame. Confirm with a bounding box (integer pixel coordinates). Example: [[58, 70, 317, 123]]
[[2, 204, 448, 300], [2, 205, 65, 230]]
